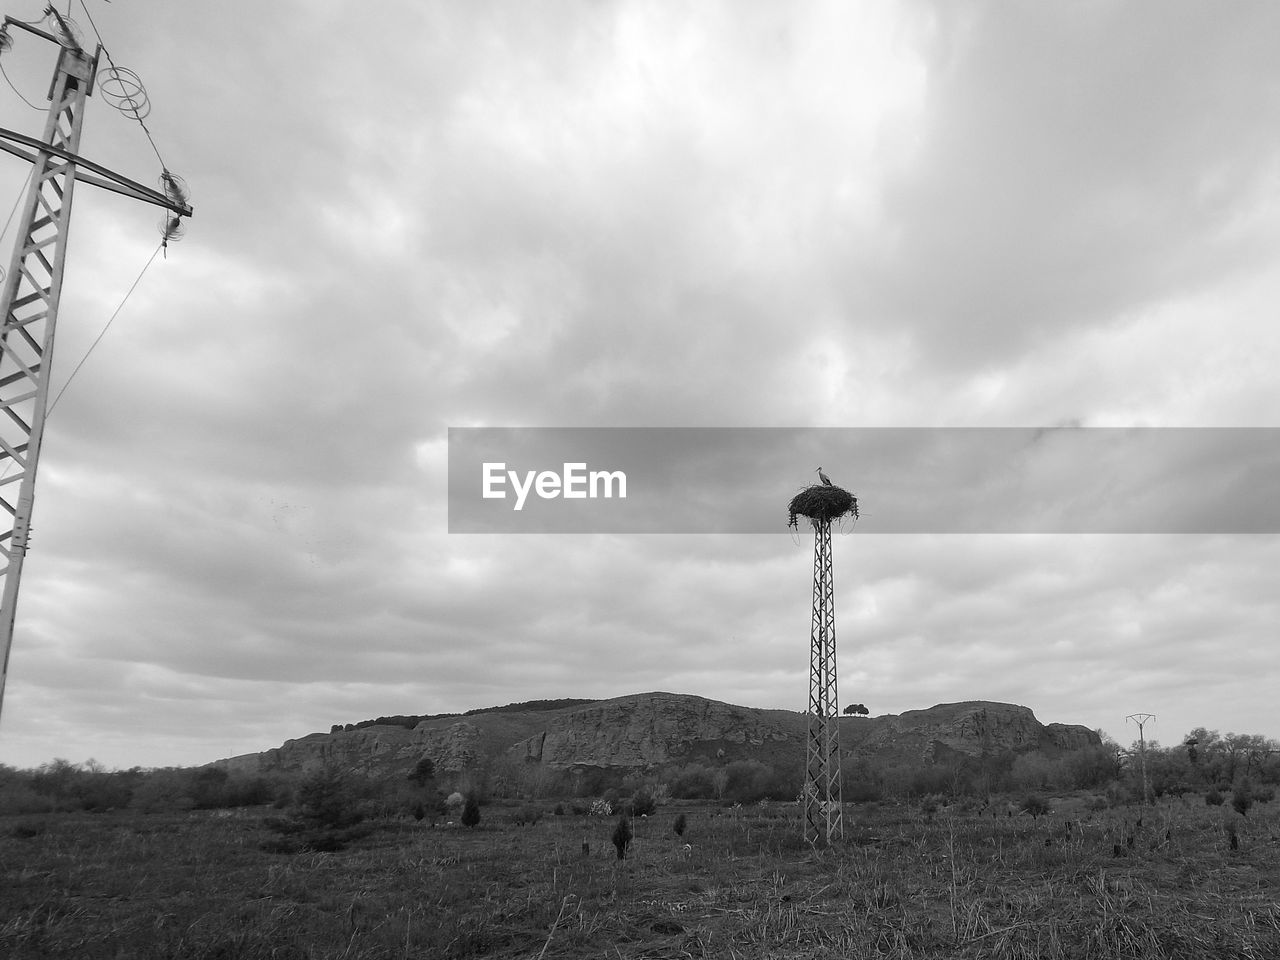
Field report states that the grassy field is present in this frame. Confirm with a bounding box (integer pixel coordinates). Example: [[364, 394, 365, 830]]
[[2, 794, 1278, 959]]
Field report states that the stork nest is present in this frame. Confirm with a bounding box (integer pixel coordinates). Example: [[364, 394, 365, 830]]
[[788, 484, 858, 529]]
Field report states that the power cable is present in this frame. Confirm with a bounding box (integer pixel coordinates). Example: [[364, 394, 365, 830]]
[[76, 0, 169, 172], [0, 236, 164, 486], [72, 1, 190, 239], [47, 238, 165, 415], [0, 59, 42, 111]]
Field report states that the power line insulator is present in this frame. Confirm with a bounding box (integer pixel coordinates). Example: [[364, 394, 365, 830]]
[[159, 170, 189, 209], [159, 214, 185, 243], [158, 171, 190, 240], [46, 12, 84, 50]]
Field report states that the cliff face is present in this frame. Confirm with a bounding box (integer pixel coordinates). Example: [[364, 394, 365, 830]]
[[842, 701, 1100, 763], [1044, 722, 1100, 752], [212, 693, 1100, 778], [509, 693, 798, 768], [216, 725, 420, 778], [218, 718, 514, 778]]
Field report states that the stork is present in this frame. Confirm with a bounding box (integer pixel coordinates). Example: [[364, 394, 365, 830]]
[[816, 467, 833, 486]]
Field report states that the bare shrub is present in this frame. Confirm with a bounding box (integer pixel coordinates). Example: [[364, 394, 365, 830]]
[[461, 796, 481, 828], [611, 817, 633, 859], [1021, 794, 1049, 818], [631, 786, 658, 817]]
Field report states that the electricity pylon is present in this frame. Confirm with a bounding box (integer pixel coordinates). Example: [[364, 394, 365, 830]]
[[804, 517, 842, 845], [0, 12, 191, 721]]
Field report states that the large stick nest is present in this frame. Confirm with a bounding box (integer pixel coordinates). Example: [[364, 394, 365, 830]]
[[788, 484, 858, 529]]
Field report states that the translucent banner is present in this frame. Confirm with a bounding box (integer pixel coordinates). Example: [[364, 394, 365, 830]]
[[447, 427, 1280, 534]]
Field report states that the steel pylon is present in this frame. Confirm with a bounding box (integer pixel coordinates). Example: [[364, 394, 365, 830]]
[[0, 16, 192, 722], [804, 517, 842, 844], [0, 40, 97, 717]]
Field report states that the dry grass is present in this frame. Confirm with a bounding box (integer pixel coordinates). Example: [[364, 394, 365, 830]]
[[2, 795, 1278, 958]]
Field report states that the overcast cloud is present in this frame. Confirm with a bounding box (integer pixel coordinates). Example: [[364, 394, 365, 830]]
[[0, 1, 1278, 769]]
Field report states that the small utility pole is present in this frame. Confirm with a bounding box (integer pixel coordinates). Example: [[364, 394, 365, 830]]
[[1126, 713, 1155, 806], [0, 11, 191, 721]]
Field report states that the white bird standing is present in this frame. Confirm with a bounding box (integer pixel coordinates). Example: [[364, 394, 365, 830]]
[[816, 467, 833, 486]]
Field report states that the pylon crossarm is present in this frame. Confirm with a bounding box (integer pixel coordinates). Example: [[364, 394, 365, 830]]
[[0, 127, 192, 216], [1, 16, 63, 47]]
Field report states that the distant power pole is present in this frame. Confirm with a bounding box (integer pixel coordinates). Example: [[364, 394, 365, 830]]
[[1126, 713, 1155, 805], [0, 12, 191, 721]]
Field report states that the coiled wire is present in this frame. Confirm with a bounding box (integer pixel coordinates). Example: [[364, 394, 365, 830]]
[[97, 65, 150, 120]]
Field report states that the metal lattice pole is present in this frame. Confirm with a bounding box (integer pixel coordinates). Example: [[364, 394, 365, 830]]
[[0, 42, 96, 718], [0, 15, 192, 721], [804, 518, 842, 844]]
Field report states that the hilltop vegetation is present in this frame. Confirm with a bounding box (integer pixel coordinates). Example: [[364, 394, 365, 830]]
[[329, 697, 601, 733]]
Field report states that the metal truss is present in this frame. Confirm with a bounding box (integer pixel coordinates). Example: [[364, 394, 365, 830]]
[[804, 518, 842, 845], [0, 16, 190, 720], [0, 43, 96, 715]]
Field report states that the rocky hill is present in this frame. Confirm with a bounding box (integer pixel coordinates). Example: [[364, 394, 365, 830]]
[[213, 694, 1100, 780], [841, 700, 1098, 763]]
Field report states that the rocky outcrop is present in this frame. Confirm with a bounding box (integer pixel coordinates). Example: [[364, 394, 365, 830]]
[[211, 693, 1100, 778], [214, 713, 554, 779], [842, 701, 1100, 764], [1044, 722, 1101, 753], [415, 722, 485, 773], [216, 724, 421, 777], [508, 693, 796, 769]]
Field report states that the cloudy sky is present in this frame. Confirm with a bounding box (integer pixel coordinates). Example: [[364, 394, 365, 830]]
[[0, 1, 1277, 770]]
